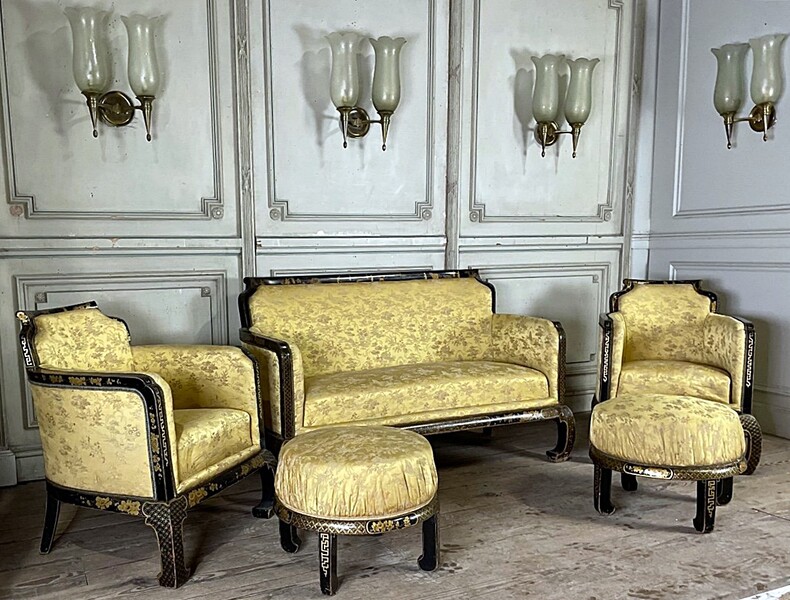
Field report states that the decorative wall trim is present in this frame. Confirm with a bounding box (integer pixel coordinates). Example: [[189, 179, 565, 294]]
[[268, 265, 435, 277]]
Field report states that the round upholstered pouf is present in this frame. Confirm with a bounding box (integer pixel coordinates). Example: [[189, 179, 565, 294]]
[[589, 394, 748, 533], [273, 426, 440, 595]]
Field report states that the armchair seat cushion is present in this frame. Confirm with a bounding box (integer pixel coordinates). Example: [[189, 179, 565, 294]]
[[174, 408, 254, 485], [303, 360, 551, 429], [617, 360, 731, 405]]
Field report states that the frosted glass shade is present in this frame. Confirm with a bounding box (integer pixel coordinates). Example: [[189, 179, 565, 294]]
[[711, 43, 748, 114], [531, 54, 564, 122], [122, 15, 161, 97], [370, 36, 407, 113], [749, 34, 788, 104], [564, 57, 599, 124], [65, 7, 111, 94], [327, 32, 362, 108]]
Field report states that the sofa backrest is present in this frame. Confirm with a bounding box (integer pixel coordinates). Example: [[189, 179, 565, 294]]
[[247, 276, 494, 377]]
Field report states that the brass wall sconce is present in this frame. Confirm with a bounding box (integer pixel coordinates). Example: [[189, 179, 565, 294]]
[[532, 54, 599, 158], [712, 34, 787, 149], [66, 8, 161, 142], [327, 33, 406, 151]]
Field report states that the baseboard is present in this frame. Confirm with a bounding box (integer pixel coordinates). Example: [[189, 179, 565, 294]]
[[753, 400, 790, 440], [0, 448, 18, 486], [15, 448, 44, 482]]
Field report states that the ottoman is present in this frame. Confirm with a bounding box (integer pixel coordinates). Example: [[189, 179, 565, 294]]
[[274, 426, 440, 595], [589, 394, 747, 533]]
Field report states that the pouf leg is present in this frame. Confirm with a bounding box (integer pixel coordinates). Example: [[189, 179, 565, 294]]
[[593, 465, 615, 515], [253, 464, 275, 519], [318, 532, 338, 596], [40, 491, 60, 554], [716, 477, 734, 506], [621, 472, 638, 492], [279, 520, 301, 553], [418, 515, 440, 571], [693, 480, 717, 533]]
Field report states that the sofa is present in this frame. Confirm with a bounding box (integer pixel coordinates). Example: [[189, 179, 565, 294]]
[[238, 269, 574, 463]]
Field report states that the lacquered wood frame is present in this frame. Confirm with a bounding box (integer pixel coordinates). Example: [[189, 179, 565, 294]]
[[239, 269, 574, 462], [17, 301, 276, 588]]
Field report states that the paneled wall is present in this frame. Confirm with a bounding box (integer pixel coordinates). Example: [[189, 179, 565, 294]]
[[646, 0, 790, 436], [0, 0, 641, 484]]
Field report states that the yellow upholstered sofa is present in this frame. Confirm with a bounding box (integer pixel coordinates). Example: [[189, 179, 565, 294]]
[[239, 270, 574, 464]]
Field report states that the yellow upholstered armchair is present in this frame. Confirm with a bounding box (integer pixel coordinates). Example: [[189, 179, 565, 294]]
[[16, 302, 275, 588], [595, 279, 761, 500]]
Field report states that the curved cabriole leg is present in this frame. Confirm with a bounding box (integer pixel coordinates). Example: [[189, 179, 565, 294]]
[[621, 472, 638, 492], [253, 465, 275, 518], [546, 405, 576, 462], [279, 520, 302, 553], [741, 414, 763, 475], [716, 477, 734, 506], [40, 491, 61, 554], [418, 514, 440, 571], [693, 480, 717, 533], [318, 532, 338, 596], [142, 497, 191, 588], [593, 464, 615, 515]]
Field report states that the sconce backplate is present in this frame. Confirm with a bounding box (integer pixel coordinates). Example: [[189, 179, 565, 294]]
[[98, 91, 136, 127], [534, 122, 559, 147], [747, 103, 776, 133], [347, 107, 371, 138]]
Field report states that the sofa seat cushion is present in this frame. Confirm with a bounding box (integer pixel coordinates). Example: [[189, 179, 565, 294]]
[[174, 408, 253, 485], [617, 360, 731, 405], [303, 360, 550, 429]]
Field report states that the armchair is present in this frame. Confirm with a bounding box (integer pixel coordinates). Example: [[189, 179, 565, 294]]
[[16, 302, 275, 588]]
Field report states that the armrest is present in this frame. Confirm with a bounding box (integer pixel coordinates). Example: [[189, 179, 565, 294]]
[[597, 312, 626, 402], [240, 327, 305, 439], [490, 314, 564, 402], [26, 368, 178, 501], [702, 313, 755, 412]]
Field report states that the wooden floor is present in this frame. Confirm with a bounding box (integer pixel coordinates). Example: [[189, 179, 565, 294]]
[[3, 417, 790, 600]]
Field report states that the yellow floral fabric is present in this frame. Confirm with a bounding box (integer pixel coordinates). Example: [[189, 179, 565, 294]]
[[33, 307, 133, 371], [247, 278, 493, 377], [490, 314, 560, 400], [703, 314, 748, 410], [302, 361, 550, 429], [590, 394, 746, 467], [275, 426, 437, 519], [617, 360, 731, 404]]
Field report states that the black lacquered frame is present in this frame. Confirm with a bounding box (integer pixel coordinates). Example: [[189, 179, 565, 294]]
[[17, 301, 276, 588], [239, 269, 575, 463]]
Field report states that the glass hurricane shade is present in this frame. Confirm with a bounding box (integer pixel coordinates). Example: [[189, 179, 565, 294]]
[[531, 54, 564, 122], [749, 34, 788, 104], [327, 32, 362, 108], [564, 57, 599, 124], [65, 7, 111, 94], [711, 43, 749, 114], [370, 36, 406, 112], [122, 15, 161, 97]]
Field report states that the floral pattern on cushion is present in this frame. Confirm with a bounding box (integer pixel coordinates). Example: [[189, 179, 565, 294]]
[[275, 426, 437, 519], [703, 314, 748, 410], [616, 360, 731, 405]]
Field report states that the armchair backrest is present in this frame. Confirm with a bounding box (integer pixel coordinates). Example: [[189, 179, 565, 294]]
[[242, 271, 494, 377], [612, 280, 716, 363]]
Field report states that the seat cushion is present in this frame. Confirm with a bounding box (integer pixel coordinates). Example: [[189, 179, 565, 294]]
[[174, 408, 253, 484], [302, 360, 551, 429], [617, 360, 731, 404], [589, 394, 746, 467], [275, 426, 437, 519]]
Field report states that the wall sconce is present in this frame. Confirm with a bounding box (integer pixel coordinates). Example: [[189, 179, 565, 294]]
[[532, 54, 599, 158], [65, 8, 161, 142], [327, 33, 406, 151], [712, 34, 788, 149]]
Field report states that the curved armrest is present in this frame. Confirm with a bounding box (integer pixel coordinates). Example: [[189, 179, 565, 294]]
[[597, 312, 626, 402], [240, 327, 305, 439], [26, 368, 178, 500], [490, 314, 564, 402], [702, 313, 755, 411]]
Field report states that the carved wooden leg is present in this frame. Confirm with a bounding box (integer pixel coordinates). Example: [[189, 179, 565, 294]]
[[716, 477, 734, 506], [252, 465, 275, 519], [593, 465, 615, 515], [279, 519, 301, 553], [621, 472, 638, 492], [693, 480, 717, 533], [418, 514, 440, 571], [142, 497, 191, 588], [39, 491, 60, 554], [546, 405, 576, 462], [741, 414, 762, 475], [318, 532, 338, 596]]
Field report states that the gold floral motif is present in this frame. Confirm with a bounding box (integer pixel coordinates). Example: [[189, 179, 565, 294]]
[[116, 500, 141, 516], [68, 376, 86, 386], [89, 377, 103, 386], [49, 375, 64, 384], [188, 488, 208, 507], [95, 496, 112, 510]]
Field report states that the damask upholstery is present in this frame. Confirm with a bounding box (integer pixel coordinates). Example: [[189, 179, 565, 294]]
[[617, 360, 731, 404]]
